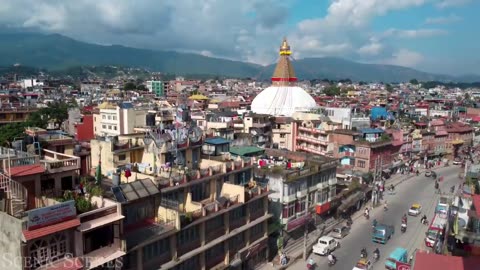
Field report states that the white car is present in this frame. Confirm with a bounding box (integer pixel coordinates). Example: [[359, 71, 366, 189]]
[[312, 236, 339, 256], [408, 204, 422, 216], [452, 160, 462, 165]]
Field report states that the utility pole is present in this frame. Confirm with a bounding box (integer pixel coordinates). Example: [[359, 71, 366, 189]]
[[303, 192, 309, 260], [372, 157, 378, 206], [379, 156, 384, 201]]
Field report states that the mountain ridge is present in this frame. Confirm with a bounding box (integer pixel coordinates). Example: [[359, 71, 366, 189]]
[[0, 32, 478, 83]]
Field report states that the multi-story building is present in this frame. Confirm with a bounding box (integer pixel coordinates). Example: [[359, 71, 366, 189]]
[[93, 102, 148, 137], [330, 128, 393, 173], [323, 107, 370, 130], [0, 146, 125, 270], [146, 80, 165, 97], [446, 122, 474, 159], [66, 108, 95, 142], [294, 118, 334, 156], [255, 149, 337, 231], [271, 117, 294, 150], [243, 113, 272, 148], [204, 111, 236, 140], [0, 106, 38, 126], [91, 124, 271, 270]]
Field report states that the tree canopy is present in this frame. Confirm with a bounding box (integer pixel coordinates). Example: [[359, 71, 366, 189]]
[[0, 102, 73, 145], [323, 86, 341, 96]]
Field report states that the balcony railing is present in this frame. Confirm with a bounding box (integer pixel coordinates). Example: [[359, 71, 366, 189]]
[[338, 151, 355, 158], [297, 135, 328, 145], [41, 149, 80, 173], [298, 126, 325, 134]]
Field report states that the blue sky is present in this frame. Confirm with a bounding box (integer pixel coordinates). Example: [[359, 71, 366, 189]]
[[0, 0, 478, 75]]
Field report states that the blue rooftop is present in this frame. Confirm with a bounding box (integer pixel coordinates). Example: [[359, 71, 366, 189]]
[[361, 128, 384, 134], [119, 102, 134, 109], [205, 137, 230, 145]]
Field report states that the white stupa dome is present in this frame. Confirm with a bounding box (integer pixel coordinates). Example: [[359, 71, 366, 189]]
[[251, 38, 317, 117], [251, 86, 317, 117]]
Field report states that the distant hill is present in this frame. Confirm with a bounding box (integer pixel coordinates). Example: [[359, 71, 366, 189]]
[[0, 32, 478, 83]]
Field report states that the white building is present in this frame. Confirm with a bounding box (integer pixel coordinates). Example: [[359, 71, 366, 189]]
[[22, 79, 44, 89], [93, 102, 147, 137]]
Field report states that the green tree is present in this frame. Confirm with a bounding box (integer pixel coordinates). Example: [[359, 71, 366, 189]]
[[385, 84, 393, 92], [123, 82, 136, 91], [323, 86, 340, 96], [409, 79, 419, 85], [137, 84, 147, 91]]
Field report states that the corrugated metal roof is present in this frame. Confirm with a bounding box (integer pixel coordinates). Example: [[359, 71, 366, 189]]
[[205, 137, 230, 145], [23, 218, 80, 241]]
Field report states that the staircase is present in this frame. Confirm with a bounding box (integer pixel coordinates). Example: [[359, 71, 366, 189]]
[[0, 172, 27, 218]]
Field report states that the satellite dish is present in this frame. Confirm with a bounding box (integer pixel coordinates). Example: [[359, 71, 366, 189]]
[[189, 127, 203, 143]]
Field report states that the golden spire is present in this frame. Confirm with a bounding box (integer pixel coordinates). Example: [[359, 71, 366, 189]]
[[279, 37, 291, 55], [272, 37, 297, 86]]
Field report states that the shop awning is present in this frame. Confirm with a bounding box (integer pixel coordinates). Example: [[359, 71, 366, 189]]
[[338, 191, 364, 213], [23, 218, 80, 241]]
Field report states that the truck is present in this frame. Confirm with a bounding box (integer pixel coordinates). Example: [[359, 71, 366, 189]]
[[372, 224, 395, 244]]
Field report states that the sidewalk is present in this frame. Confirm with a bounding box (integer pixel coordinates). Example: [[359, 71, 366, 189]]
[[259, 168, 427, 270]]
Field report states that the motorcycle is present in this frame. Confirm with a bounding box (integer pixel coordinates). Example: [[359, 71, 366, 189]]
[[401, 223, 407, 233], [373, 252, 380, 262], [421, 218, 429, 226], [360, 250, 368, 259], [328, 258, 337, 267], [307, 262, 315, 270], [364, 212, 370, 220]]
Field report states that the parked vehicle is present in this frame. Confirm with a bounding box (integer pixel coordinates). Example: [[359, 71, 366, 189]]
[[408, 203, 422, 216], [331, 226, 350, 239], [372, 224, 395, 244], [425, 214, 447, 247], [312, 236, 339, 256], [425, 171, 432, 177], [385, 247, 409, 270]]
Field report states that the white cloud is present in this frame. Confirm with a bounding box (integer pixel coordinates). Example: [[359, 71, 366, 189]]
[[425, 14, 462, 24], [381, 28, 448, 38], [358, 40, 384, 56], [381, 49, 425, 67], [436, 0, 472, 8]]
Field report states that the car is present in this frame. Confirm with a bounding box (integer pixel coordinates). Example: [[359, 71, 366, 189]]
[[453, 160, 462, 165], [331, 226, 350, 239], [425, 171, 432, 177], [352, 258, 372, 270], [312, 236, 339, 256], [408, 203, 422, 216]]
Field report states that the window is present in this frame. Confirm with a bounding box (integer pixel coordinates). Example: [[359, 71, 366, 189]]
[[358, 160, 366, 168], [280, 134, 286, 138], [230, 205, 246, 220], [249, 199, 264, 213], [124, 201, 154, 226], [250, 223, 264, 237], [113, 126, 117, 131], [102, 125, 106, 129], [143, 238, 170, 262], [108, 115, 111, 120], [113, 116, 117, 120], [177, 226, 200, 245], [102, 115, 106, 119], [118, 154, 126, 161], [191, 182, 210, 201], [282, 203, 295, 218], [108, 125, 112, 130], [296, 199, 306, 212], [206, 215, 224, 230], [205, 243, 225, 261], [29, 233, 67, 268]]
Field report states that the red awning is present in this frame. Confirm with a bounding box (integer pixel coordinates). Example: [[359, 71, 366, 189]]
[[23, 218, 80, 241]]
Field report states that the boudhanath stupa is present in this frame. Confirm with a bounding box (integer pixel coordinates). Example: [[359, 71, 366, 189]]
[[251, 38, 317, 117]]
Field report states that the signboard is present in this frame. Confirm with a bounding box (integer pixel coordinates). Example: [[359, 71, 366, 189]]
[[396, 261, 411, 270], [27, 200, 77, 230]]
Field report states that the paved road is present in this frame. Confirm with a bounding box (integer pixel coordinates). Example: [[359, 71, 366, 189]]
[[289, 165, 462, 270]]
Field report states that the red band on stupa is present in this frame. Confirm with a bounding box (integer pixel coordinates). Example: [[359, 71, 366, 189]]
[[271, 77, 297, 82]]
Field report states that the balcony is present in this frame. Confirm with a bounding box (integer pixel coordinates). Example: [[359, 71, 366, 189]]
[[0, 147, 39, 170], [229, 215, 247, 231], [297, 135, 329, 145], [328, 178, 337, 186], [41, 149, 80, 173], [245, 181, 269, 202], [338, 151, 355, 158], [207, 121, 234, 130], [316, 182, 326, 189], [298, 126, 326, 134], [252, 122, 270, 128], [296, 145, 325, 155], [272, 128, 289, 134], [283, 193, 296, 203], [296, 190, 307, 198]]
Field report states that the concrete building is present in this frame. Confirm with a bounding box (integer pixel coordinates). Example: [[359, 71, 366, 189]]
[[146, 81, 165, 97], [271, 117, 294, 151], [243, 113, 272, 148], [0, 145, 125, 270], [93, 102, 147, 137], [254, 149, 337, 231], [91, 125, 271, 270]]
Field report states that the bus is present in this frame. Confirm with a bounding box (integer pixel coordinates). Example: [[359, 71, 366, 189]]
[[425, 213, 447, 247]]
